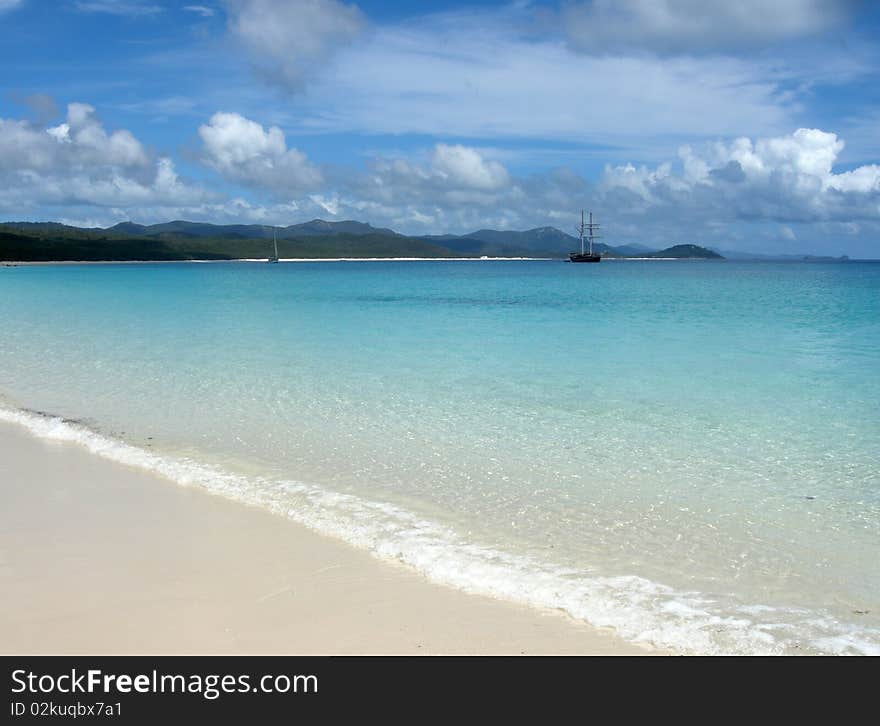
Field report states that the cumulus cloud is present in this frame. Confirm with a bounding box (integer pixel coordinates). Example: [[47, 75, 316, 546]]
[[599, 128, 880, 225], [205, 142, 520, 234], [356, 144, 512, 203], [3, 101, 878, 255], [559, 0, 848, 55], [319, 144, 551, 233], [224, 0, 366, 89], [198, 111, 322, 193], [431, 144, 510, 191], [0, 102, 211, 216], [282, 128, 880, 249], [0, 102, 148, 172]]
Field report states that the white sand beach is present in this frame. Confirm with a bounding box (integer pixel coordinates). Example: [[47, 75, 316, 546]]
[[0, 420, 648, 655]]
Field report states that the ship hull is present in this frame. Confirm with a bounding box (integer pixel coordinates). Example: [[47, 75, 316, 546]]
[[569, 253, 601, 263]]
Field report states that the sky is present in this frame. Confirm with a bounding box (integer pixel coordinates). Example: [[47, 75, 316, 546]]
[[1, 0, 880, 255]]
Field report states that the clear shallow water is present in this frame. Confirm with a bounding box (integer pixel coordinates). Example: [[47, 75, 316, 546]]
[[1, 259, 878, 654]]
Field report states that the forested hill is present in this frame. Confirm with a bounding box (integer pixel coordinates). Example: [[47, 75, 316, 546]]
[[0, 220, 724, 261]]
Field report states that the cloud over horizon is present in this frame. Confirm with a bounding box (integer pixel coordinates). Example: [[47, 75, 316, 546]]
[[2, 98, 879, 255], [199, 111, 323, 194], [0, 102, 211, 216], [600, 127, 880, 225]]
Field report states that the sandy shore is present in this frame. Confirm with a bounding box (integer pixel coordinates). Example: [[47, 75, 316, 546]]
[[0, 420, 648, 654], [3, 257, 551, 265]]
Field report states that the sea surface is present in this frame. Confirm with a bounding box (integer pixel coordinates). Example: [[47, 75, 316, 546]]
[[1, 259, 878, 654]]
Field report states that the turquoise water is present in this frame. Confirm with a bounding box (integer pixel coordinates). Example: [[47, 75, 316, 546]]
[[1, 260, 878, 654]]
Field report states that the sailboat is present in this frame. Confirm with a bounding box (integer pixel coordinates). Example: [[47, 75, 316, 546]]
[[569, 211, 602, 263], [268, 229, 279, 263]]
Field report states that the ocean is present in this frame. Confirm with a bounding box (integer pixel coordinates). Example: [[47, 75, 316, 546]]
[[1, 259, 878, 654]]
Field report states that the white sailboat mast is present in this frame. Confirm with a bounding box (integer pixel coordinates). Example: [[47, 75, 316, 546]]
[[587, 212, 601, 256], [580, 210, 585, 255], [589, 212, 593, 256]]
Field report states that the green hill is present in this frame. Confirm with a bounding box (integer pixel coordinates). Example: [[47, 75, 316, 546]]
[[0, 219, 725, 261], [648, 244, 723, 259], [102, 218, 400, 239], [421, 226, 614, 257], [0, 228, 452, 261]]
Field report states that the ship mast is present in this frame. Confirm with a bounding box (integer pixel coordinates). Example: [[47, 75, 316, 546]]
[[579, 210, 585, 255], [587, 212, 601, 256], [576, 211, 601, 256]]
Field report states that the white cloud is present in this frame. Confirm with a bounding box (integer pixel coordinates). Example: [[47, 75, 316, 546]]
[[356, 144, 512, 202], [291, 15, 793, 146], [0, 155, 207, 212], [431, 144, 510, 191], [0, 0, 23, 13], [825, 163, 880, 194], [596, 128, 880, 226], [2, 101, 877, 255], [703, 128, 843, 181], [282, 128, 880, 250], [559, 0, 847, 55], [599, 162, 679, 202], [184, 4, 214, 16], [74, 1, 163, 15], [206, 3, 874, 163], [0, 102, 148, 172], [224, 0, 366, 89], [216, 142, 520, 234], [0, 102, 211, 215], [326, 144, 546, 233], [198, 111, 322, 193]]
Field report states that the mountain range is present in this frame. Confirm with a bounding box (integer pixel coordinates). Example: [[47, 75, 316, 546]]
[[0, 218, 726, 261]]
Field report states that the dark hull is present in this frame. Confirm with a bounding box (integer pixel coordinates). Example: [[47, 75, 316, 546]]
[[569, 253, 601, 263]]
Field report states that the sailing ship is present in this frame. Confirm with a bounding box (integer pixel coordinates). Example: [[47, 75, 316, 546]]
[[268, 229, 279, 263], [569, 211, 602, 263]]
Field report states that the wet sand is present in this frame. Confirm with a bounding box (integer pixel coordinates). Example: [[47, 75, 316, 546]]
[[0, 420, 649, 654]]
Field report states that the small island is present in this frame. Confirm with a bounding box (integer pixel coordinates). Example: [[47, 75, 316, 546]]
[[641, 244, 724, 259]]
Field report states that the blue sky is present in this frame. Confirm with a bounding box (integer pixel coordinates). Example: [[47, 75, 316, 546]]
[[1, 0, 880, 254]]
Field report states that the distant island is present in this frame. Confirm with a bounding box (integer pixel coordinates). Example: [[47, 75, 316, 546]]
[[0, 219, 725, 262], [645, 244, 723, 259]]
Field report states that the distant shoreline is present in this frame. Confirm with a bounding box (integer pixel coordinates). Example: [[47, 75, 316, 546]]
[[2, 257, 553, 265], [1, 256, 734, 265], [0, 220, 725, 260], [3, 257, 869, 265]]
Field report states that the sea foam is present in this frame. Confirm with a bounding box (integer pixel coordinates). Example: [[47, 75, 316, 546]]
[[3, 405, 878, 656]]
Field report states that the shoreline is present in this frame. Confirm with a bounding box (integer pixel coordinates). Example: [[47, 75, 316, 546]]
[[2, 257, 554, 265], [0, 417, 650, 655], [3, 256, 744, 265]]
